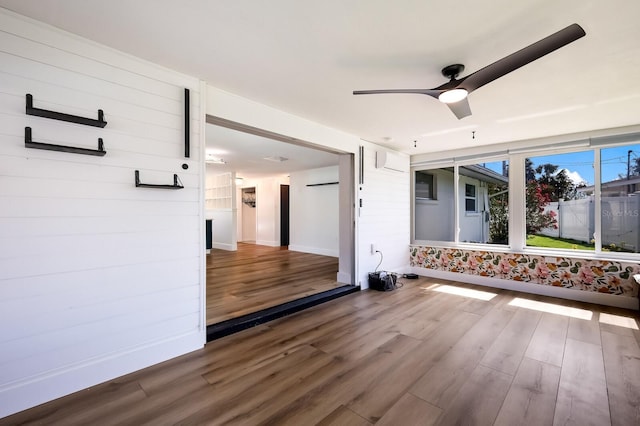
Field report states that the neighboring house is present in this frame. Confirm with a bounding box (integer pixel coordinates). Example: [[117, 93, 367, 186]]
[[577, 175, 640, 197], [415, 165, 508, 244]]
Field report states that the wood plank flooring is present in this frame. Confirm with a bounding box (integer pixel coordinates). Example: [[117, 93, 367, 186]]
[[206, 243, 341, 325], [3, 278, 640, 425]]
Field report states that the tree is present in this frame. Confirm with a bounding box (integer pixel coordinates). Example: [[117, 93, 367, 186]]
[[525, 158, 536, 182], [534, 163, 579, 201], [633, 156, 640, 176], [526, 180, 558, 234], [488, 183, 508, 244]]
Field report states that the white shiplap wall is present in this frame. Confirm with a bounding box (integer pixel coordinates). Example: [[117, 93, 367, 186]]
[[0, 10, 204, 417], [357, 143, 410, 287]]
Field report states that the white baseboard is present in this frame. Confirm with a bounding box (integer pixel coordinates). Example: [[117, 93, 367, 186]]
[[412, 267, 639, 310], [0, 331, 204, 418], [288, 245, 338, 257], [212, 242, 236, 251], [256, 240, 280, 247]]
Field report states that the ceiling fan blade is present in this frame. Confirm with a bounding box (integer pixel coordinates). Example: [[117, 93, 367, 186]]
[[447, 97, 472, 119], [353, 89, 441, 98], [460, 23, 585, 93]]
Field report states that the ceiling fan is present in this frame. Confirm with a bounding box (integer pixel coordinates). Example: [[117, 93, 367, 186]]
[[353, 23, 586, 119]]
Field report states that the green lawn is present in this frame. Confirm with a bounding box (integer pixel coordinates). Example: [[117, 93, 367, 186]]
[[526, 234, 595, 250]]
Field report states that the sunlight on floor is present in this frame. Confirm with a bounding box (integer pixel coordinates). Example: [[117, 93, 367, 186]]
[[426, 284, 497, 301], [508, 297, 593, 320], [599, 312, 639, 330]]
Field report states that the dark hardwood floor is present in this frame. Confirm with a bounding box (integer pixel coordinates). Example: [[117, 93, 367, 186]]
[[206, 243, 341, 325], [3, 278, 640, 425]]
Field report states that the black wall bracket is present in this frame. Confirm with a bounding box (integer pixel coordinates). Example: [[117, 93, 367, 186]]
[[135, 170, 184, 190], [306, 182, 339, 187], [26, 94, 107, 128], [184, 88, 190, 158], [24, 127, 106, 156]]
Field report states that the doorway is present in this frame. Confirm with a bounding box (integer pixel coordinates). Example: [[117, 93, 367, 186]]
[[241, 187, 257, 243], [204, 116, 356, 333]]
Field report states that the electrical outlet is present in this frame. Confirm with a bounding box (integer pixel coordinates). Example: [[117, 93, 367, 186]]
[[371, 243, 376, 254]]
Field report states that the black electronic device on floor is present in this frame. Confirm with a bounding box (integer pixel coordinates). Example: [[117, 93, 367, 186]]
[[368, 271, 398, 291]]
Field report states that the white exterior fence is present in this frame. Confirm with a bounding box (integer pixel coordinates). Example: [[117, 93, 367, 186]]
[[539, 196, 640, 251]]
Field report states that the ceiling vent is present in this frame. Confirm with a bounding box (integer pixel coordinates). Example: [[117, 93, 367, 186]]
[[264, 156, 288, 162], [205, 152, 226, 164]]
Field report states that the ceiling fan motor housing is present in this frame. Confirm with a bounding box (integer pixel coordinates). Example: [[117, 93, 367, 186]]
[[442, 64, 465, 80]]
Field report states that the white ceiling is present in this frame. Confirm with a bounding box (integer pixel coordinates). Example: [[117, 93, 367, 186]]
[[2, 0, 640, 157], [206, 123, 339, 179]]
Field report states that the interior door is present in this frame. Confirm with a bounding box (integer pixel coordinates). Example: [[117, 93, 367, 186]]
[[280, 184, 290, 246]]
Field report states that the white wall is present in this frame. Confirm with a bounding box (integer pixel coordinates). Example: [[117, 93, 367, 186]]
[[0, 10, 204, 417], [208, 209, 236, 250], [289, 166, 339, 257]]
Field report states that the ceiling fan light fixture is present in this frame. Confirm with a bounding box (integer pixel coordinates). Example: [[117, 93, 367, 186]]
[[438, 88, 468, 104]]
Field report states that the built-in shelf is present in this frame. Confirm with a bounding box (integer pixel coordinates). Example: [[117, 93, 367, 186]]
[[206, 172, 233, 209], [24, 127, 106, 156], [25, 94, 107, 128], [135, 170, 184, 190]]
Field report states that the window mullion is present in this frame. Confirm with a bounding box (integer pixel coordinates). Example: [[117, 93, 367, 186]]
[[510, 154, 526, 251], [454, 164, 460, 243], [594, 148, 602, 253]]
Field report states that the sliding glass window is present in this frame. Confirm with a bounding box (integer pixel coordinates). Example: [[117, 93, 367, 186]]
[[600, 143, 640, 254], [525, 151, 594, 251], [414, 161, 509, 245], [412, 136, 639, 261]]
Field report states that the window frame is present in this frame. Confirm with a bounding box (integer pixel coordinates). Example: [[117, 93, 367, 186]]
[[411, 137, 640, 262], [411, 156, 511, 249], [464, 183, 477, 213]]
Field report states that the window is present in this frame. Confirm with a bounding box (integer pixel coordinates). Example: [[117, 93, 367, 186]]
[[412, 137, 639, 259], [414, 162, 509, 245], [415, 171, 436, 200], [465, 184, 477, 212], [525, 151, 594, 251], [600, 143, 640, 254]]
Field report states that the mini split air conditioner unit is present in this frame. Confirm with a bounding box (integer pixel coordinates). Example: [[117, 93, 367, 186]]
[[375, 151, 409, 173]]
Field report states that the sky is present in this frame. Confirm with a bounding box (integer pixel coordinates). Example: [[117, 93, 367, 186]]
[[482, 143, 639, 186]]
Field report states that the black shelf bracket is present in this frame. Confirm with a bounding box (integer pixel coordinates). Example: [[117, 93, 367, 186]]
[[306, 182, 339, 187], [184, 88, 190, 158], [26, 94, 107, 128], [135, 170, 184, 190], [24, 127, 106, 156]]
